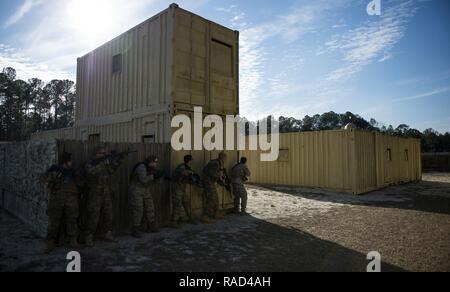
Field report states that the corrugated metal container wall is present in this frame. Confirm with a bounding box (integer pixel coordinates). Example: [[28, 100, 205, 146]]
[[31, 113, 172, 144], [354, 131, 378, 194], [75, 7, 174, 122], [76, 113, 172, 143], [56, 141, 172, 233], [171, 148, 237, 215], [33, 5, 239, 144], [170, 110, 238, 213], [29, 5, 240, 212], [169, 6, 240, 212], [172, 8, 239, 116], [242, 130, 422, 195], [373, 133, 422, 189], [242, 131, 357, 193]]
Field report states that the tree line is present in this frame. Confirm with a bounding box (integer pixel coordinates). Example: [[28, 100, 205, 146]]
[[1, 67, 449, 152], [275, 113, 450, 153], [0, 67, 75, 141]]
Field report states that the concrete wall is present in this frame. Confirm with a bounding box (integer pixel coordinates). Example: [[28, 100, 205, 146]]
[[0, 140, 57, 237]]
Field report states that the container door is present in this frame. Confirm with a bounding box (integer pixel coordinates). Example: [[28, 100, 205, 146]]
[[210, 38, 236, 115]]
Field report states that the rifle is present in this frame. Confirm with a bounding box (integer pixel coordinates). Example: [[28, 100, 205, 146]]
[[149, 169, 171, 181], [40, 165, 64, 191], [218, 168, 232, 192], [41, 165, 81, 193], [189, 173, 204, 188], [106, 150, 138, 163]]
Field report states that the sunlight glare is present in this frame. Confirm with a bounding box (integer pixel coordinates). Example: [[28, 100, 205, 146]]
[[67, 0, 115, 40]]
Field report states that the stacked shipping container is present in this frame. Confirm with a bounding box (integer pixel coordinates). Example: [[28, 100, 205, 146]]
[[32, 4, 240, 209], [30, 5, 422, 197]]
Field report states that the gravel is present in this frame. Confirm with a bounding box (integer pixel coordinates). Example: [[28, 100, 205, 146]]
[[1, 173, 449, 272]]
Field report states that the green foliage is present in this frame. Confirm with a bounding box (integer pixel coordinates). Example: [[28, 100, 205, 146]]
[[0, 67, 75, 141], [1, 66, 448, 153], [275, 112, 450, 153]]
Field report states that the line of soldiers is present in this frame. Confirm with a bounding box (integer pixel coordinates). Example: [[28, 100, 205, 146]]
[[41, 148, 251, 253]]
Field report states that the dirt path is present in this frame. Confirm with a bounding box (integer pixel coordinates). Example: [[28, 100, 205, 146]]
[[1, 173, 449, 272]]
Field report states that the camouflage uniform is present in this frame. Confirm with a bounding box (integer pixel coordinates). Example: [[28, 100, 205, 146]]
[[129, 164, 156, 229], [171, 163, 194, 223], [202, 159, 224, 218], [42, 165, 80, 243], [84, 159, 121, 239], [231, 163, 251, 213]]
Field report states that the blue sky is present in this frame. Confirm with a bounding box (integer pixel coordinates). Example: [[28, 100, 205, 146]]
[[0, 0, 449, 132]]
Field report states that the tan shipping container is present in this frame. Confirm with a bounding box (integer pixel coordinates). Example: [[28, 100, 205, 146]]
[[241, 130, 422, 195], [31, 4, 239, 211], [32, 3, 239, 146], [62, 3, 239, 141]]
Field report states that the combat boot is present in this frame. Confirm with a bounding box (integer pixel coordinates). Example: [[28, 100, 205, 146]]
[[104, 231, 118, 242], [85, 235, 94, 247], [45, 240, 56, 254], [131, 227, 143, 238]]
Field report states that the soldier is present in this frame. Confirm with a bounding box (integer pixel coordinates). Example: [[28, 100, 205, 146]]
[[129, 155, 160, 238], [202, 152, 228, 221], [41, 152, 81, 253], [84, 147, 122, 247], [171, 155, 199, 228], [231, 157, 251, 216]]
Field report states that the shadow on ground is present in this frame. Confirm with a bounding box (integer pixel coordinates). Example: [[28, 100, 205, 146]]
[[0, 210, 404, 272]]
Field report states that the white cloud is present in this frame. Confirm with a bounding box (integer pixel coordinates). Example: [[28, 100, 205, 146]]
[[216, 5, 238, 13], [332, 24, 347, 29], [378, 52, 393, 62], [394, 87, 450, 102], [1, 0, 160, 81], [395, 70, 450, 86], [324, 0, 417, 81], [395, 77, 424, 86], [243, 93, 341, 121], [226, 0, 351, 120], [0, 43, 73, 81], [4, 0, 44, 28], [1, 0, 429, 126]]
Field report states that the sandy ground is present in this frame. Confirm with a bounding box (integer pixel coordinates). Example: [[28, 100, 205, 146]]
[[0, 173, 449, 272]]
